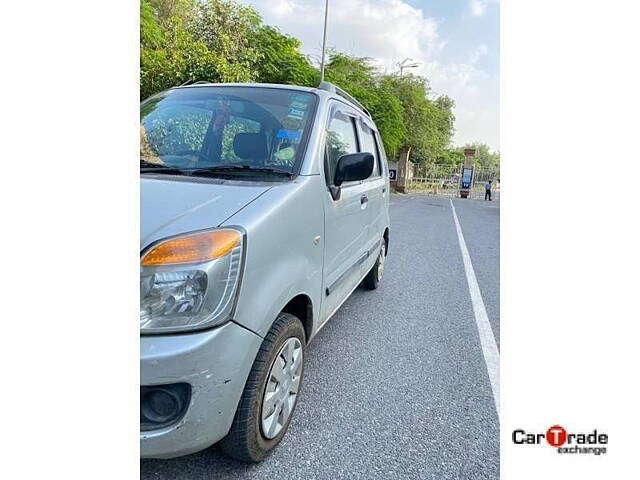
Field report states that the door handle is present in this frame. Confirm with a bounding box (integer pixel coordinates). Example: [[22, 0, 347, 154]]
[[361, 194, 368, 204]]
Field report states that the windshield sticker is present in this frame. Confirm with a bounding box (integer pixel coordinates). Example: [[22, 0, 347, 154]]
[[276, 129, 302, 142], [290, 101, 308, 111], [287, 107, 305, 120], [274, 145, 296, 162], [290, 93, 311, 103]]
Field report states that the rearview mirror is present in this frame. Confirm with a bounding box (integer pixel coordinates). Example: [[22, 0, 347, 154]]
[[334, 152, 374, 187]]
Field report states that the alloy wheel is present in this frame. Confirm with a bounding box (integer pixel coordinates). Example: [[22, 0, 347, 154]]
[[261, 337, 303, 439]]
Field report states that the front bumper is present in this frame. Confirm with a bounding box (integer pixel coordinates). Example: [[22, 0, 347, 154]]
[[140, 321, 262, 459]]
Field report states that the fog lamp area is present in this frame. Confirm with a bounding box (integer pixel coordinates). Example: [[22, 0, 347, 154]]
[[140, 383, 191, 431]]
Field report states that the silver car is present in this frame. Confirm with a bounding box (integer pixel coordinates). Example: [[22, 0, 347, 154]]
[[140, 82, 390, 462]]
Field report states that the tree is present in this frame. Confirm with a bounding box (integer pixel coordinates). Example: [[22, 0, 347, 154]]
[[324, 52, 379, 107], [460, 142, 500, 168], [437, 148, 465, 165], [379, 74, 455, 164], [250, 26, 318, 87], [140, 0, 164, 48], [147, 0, 196, 30], [140, 0, 261, 99], [324, 53, 405, 156], [190, 0, 261, 73], [369, 86, 405, 157], [138, 0, 478, 165], [431, 95, 456, 158], [320, 53, 455, 161]]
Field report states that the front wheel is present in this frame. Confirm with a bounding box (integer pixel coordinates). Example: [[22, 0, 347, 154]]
[[219, 313, 305, 462], [364, 241, 386, 290]]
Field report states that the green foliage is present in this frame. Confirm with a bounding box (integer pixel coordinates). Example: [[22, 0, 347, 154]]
[[378, 74, 455, 164], [433, 143, 500, 172], [148, 0, 196, 29], [455, 142, 500, 168], [140, 0, 464, 163], [324, 54, 406, 156], [190, 0, 261, 70], [436, 148, 465, 165], [140, 0, 260, 99], [251, 26, 318, 86], [369, 89, 405, 157], [141, 18, 252, 99], [140, 0, 164, 48]]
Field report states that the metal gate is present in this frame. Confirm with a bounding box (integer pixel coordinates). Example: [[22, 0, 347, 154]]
[[408, 163, 500, 200]]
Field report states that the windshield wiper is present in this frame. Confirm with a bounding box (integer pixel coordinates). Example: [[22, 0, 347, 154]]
[[140, 161, 293, 178], [186, 165, 293, 177], [140, 159, 186, 175]]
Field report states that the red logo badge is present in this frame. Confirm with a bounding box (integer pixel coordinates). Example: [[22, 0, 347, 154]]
[[546, 425, 567, 447]]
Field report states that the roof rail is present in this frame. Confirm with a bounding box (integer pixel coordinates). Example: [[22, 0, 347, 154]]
[[176, 79, 211, 87], [318, 81, 371, 118]]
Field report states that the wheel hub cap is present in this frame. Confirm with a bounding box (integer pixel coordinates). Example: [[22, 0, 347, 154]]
[[261, 337, 303, 439]]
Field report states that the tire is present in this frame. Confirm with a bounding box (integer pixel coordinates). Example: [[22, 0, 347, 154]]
[[363, 240, 386, 290], [219, 312, 305, 462]]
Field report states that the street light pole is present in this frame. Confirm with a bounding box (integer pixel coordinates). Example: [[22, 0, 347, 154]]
[[397, 57, 419, 76], [320, 0, 329, 82]]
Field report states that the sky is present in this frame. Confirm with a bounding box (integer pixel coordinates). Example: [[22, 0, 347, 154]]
[[241, 0, 499, 151]]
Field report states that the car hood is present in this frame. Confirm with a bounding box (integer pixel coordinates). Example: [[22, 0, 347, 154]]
[[141, 176, 272, 250]]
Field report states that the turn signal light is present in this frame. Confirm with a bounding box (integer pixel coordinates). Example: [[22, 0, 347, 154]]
[[141, 229, 241, 266]]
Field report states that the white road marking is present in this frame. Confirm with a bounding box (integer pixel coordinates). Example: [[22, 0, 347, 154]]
[[449, 198, 500, 420]]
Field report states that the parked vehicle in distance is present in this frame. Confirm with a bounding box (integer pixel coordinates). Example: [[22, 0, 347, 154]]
[[140, 82, 390, 462]]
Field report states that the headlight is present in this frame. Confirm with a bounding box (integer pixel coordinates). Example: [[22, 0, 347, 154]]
[[140, 228, 244, 333]]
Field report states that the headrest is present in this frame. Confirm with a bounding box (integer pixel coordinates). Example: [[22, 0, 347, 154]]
[[233, 132, 268, 161]]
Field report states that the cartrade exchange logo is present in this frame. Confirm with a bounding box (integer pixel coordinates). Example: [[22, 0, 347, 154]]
[[512, 425, 608, 455]]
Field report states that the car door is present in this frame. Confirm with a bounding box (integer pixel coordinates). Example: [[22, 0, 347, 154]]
[[320, 103, 370, 323], [357, 118, 386, 276]]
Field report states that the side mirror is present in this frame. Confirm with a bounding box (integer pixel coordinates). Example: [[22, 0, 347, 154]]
[[334, 152, 374, 187]]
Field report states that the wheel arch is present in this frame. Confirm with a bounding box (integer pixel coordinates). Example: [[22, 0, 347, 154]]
[[383, 227, 389, 255], [281, 294, 314, 343]]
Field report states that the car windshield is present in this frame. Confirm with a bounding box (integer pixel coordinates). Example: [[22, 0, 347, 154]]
[[140, 86, 317, 176]]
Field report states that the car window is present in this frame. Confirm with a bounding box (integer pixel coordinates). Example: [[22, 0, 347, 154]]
[[221, 116, 262, 164], [143, 105, 212, 157], [141, 87, 317, 173], [325, 111, 358, 185], [374, 130, 386, 169], [359, 122, 381, 177]]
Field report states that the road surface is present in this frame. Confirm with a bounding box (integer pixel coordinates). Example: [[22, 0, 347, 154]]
[[141, 194, 500, 480]]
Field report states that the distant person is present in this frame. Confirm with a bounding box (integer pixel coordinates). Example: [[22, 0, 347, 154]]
[[484, 180, 492, 201]]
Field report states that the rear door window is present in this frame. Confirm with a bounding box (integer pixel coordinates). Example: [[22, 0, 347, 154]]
[[359, 122, 381, 178]]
